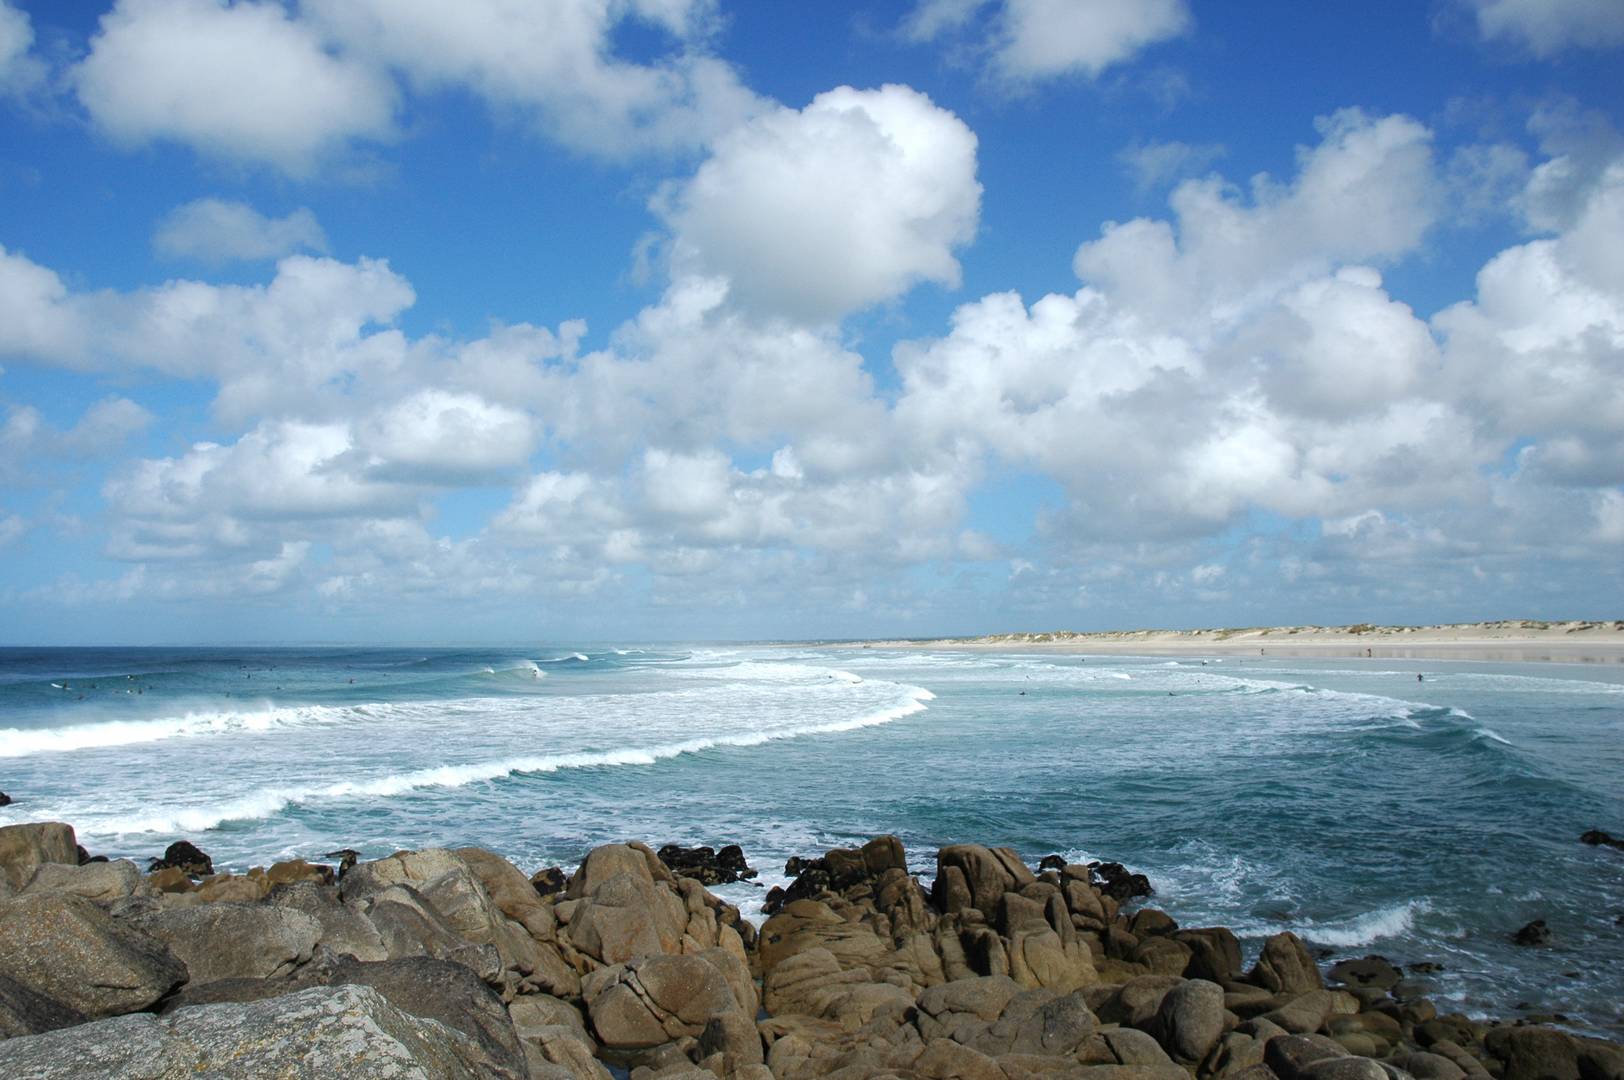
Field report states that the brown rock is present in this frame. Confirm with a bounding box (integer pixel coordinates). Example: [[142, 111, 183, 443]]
[[1250, 932, 1324, 995], [0, 822, 78, 891]]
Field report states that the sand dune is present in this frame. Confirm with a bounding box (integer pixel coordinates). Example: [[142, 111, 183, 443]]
[[848, 619, 1624, 663]]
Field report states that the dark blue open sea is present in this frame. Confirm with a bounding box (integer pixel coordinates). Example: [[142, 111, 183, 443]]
[[2, 645, 1621, 1032]]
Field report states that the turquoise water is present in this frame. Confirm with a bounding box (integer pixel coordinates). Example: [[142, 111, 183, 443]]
[[1, 645, 1621, 1031]]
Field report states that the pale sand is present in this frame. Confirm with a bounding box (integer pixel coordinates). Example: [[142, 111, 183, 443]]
[[838, 619, 1624, 664]]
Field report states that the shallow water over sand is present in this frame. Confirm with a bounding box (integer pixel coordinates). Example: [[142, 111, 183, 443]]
[[2, 645, 1621, 1032]]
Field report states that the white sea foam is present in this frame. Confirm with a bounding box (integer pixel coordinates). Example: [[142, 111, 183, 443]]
[[1294, 899, 1432, 948], [1473, 727, 1513, 745], [0, 705, 356, 758], [88, 685, 935, 835]]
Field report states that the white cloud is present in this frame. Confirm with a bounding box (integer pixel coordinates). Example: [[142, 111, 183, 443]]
[[1074, 110, 1438, 336], [901, 0, 989, 41], [904, 0, 1190, 83], [1118, 139, 1226, 191], [0, 246, 87, 362], [154, 199, 328, 264], [73, 0, 398, 177], [0, 0, 44, 96], [656, 84, 981, 322], [992, 0, 1190, 81], [356, 390, 536, 483], [0, 250, 416, 422], [303, 0, 765, 159], [1, 397, 153, 482], [0, 512, 24, 548], [1468, 0, 1624, 57]]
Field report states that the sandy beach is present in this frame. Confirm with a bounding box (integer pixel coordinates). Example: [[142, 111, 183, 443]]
[[843, 619, 1624, 664]]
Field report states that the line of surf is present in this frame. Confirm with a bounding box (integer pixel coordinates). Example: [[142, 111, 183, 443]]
[[85, 686, 936, 835], [0, 705, 367, 759]]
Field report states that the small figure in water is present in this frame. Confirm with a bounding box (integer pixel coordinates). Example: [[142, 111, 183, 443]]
[[1416, 674, 1423, 682]]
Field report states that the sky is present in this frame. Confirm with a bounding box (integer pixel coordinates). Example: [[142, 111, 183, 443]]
[[1, 0, 1622, 644]]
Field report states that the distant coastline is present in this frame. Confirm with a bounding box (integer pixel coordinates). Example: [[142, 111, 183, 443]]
[[837, 619, 1624, 664]]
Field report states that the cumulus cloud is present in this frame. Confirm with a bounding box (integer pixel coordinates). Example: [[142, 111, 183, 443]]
[[13, 101, 1620, 624], [356, 390, 536, 483], [1073, 110, 1438, 336], [73, 0, 398, 176], [302, 0, 765, 159], [1467, 0, 1624, 57], [655, 84, 981, 322], [904, 0, 1190, 83], [892, 110, 1485, 544], [0, 250, 416, 422], [154, 199, 328, 264]]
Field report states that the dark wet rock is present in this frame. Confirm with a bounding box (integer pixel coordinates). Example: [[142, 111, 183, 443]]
[[1328, 955, 1402, 989], [0, 791, 10, 807], [766, 835, 911, 917], [0, 973, 87, 1038], [1092, 861, 1154, 901], [656, 842, 757, 885], [1511, 919, 1551, 947], [322, 848, 360, 876], [147, 839, 213, 878], [1579, 829, 1624, 851], [1039, 854, 1068, 871], [1410, 961, 1444, 974], [0, 984, 521, 1078], [0, 893, 186, 1018], [530, 865, 566, 897]]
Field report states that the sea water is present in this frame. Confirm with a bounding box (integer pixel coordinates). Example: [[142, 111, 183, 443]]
[[1, 645, 1621, 1033]]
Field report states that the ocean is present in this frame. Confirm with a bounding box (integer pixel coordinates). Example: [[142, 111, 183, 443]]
[[1, 644, 1621, 1033]]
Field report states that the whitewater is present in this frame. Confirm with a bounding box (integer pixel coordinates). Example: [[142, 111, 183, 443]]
[[1, 644, 1621, 1032]]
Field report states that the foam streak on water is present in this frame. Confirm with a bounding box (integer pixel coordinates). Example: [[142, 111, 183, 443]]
[[0, 645, 1621, 1032]]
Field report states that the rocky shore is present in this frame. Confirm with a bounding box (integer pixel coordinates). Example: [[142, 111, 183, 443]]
[[0, 823, 1619, 1080]]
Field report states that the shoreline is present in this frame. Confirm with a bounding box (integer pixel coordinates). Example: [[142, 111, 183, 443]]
[[830, 619, 1624, 665], [1, 822, 1620, 1078]]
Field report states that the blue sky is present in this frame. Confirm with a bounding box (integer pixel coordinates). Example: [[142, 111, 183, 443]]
[[1, 0, 1621, 644]]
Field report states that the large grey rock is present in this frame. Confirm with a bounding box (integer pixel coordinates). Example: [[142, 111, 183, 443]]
[[129, 902, 320, 984], [22, 860, 144, 904], [0, 893, 186, 1018], [0, 983, 521, 1078], [265, 880, 389, 962], [1150, 978, 1225, 1063], [0, 973, 86, 1038], [0, 823, 77, 891], [357, 883, 502, 980], [1484, 1026, 1581, 1080], [1267, 1034, 1351, 1080], [324, 956, 525, 1075]]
